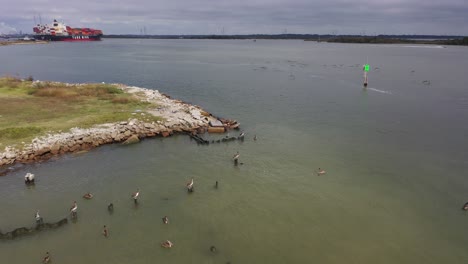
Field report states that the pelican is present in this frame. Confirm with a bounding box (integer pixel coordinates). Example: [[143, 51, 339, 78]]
[[186, 178, 194, 192], [70, 201, 78, 216], [132, 189, 140, 200], [317, 168, 326, 176], [102, 225, 108, 237], [161, 240, 173, 248], [463, 202, 468, 211], [83, 192, 93, 199], [25, 173, 35, 184], [187, 178, 194, 188], [35, 210, 42, 223], [233, 151, 240, 165], [162, 216, 169, 224], [42, 252, 51, 264]]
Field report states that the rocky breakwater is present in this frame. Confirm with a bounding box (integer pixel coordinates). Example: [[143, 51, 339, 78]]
[[0, 84, 236, 167]]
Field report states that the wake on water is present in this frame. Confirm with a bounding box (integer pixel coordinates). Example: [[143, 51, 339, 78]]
[[366, 87, 392, 94], [403, 45, 445, 49]]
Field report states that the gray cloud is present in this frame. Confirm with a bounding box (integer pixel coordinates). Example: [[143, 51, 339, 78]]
[[1, 0, 467, 35], [0, 22, 18, 34]]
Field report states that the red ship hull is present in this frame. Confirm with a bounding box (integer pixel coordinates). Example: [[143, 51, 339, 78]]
[[33, 35, 102, 41], [61, 38, 101, 42]]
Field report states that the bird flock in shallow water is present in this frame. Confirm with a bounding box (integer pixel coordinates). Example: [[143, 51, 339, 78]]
[[19, 132, 332, 263]]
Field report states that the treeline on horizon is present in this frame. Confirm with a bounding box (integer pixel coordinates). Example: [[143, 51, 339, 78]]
[[3, 33, 465, 45], [325, 36, 468, 45], [102, 34, 468, 45]]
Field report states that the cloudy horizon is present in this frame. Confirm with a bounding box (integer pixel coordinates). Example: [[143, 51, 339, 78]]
[[1, 0, 467, 35]]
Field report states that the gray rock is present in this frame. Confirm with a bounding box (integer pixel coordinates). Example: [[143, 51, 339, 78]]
[[122, 134, 140, 145], [36, 147, 51, 156]]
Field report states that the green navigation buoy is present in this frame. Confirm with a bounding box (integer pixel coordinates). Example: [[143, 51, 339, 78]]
[[363, 64, 370, 87]]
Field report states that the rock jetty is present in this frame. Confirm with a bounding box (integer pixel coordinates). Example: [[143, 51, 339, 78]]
[[0, 218, 68, 240], [0, 84, 239, 167]]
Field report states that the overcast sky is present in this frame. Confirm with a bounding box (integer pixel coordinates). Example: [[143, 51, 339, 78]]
[[1, 0, 467, 35]]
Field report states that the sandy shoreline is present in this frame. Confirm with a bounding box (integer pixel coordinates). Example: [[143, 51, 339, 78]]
[[0, 40, 49, 46], [0, 83, 238, 168]]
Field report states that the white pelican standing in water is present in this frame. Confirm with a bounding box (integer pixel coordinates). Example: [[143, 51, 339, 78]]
[[233, 151, 240, 165], [35, 210, 42, 223], [25, 172, 35, 184], [186, 178, 194, 192], [132, 189, 140, 201], [70, 201, 78, 217]]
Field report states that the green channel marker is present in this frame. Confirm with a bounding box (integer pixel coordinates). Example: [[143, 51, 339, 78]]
[[364, 64, 370, 72]]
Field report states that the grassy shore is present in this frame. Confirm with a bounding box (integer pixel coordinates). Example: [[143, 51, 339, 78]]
[[0, 77, 161, 149]]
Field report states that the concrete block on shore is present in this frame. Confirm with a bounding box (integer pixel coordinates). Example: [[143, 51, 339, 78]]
[[209, 120, 224, 127]]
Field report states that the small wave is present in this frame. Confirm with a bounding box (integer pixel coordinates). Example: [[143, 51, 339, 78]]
[[403, 45, 445, 49], [367, 88, 392, 94]]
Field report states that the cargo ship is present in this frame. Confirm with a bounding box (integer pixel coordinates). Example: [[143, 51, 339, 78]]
[[33, 19, 103, 41]]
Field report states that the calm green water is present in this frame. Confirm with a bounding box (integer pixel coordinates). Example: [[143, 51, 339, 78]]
[[1, 39, 468, 263]]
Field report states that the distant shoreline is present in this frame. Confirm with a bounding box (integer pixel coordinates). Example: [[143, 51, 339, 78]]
[[320, 36, 468, 46], [100, 35, 468, 46], [2, 34, 466, 46]]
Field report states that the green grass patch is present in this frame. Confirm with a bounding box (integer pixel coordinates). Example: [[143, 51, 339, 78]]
[[0, 77, 161, 148], [0, 126, 43, 139]]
